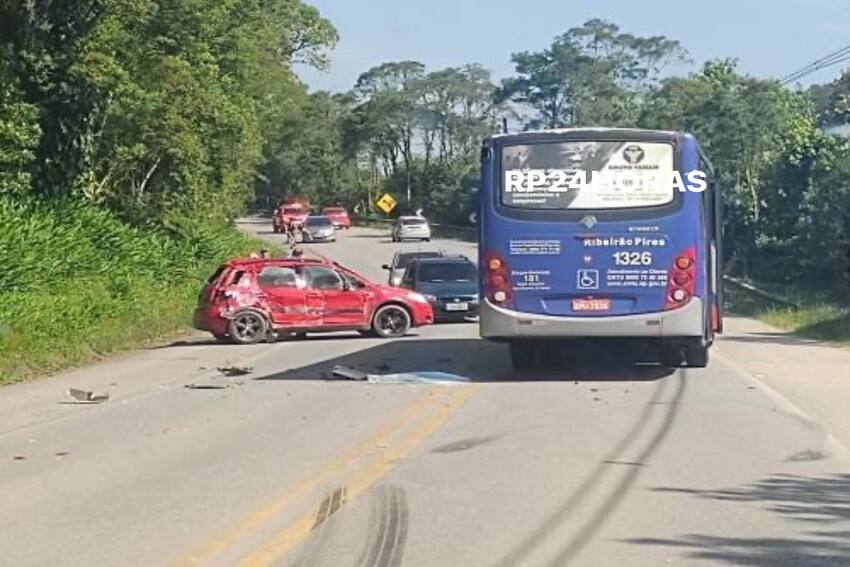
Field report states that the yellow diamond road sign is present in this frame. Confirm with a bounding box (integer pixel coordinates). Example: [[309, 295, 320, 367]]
[[376, 193, 397, 214]]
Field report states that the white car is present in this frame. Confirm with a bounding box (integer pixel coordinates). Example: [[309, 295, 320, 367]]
[[391, 216, 431, 242]]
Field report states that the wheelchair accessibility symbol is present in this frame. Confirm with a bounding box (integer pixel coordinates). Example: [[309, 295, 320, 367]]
[[577, 269, 599, 290]]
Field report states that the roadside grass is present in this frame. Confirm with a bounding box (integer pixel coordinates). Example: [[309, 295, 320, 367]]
[[1, 276, 200, 384], [0, 199, 273, 386], [724, 282, 850, 347]]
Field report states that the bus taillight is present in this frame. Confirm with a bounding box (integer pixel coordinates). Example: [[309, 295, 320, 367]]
[[483, 251, 512, 305], [665, 247, 696, 310]]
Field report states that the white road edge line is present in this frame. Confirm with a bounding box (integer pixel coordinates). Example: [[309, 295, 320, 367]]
[[713, 349, 850, 458]]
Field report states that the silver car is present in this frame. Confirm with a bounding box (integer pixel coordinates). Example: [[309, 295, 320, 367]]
[[302, 215, 336, 243], [391, 216, 431, 242]]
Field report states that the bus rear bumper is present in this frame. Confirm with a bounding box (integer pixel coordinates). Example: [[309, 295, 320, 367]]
[[480, 298, 704, 339]]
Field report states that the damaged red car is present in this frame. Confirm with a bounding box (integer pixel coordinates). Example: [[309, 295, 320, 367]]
[[194, 257, 434, 344]]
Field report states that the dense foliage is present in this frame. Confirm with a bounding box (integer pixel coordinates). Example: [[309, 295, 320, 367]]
[[0, 0, 336, 381]]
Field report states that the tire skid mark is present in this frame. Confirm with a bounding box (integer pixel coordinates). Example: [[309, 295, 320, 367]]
[[358, 490, 389, 567], [547, 371, 688, 566], [290, 487, 348, 567], [236, 385, 474, 567], [495, 374, 683, 567], [174, 386, 446, 567], [359, 485, 409, 567]]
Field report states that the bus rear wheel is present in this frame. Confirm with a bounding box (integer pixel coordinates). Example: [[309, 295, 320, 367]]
[[684, 342, 709, 368], [509, 341, 537, 371], [661, 340, 709, 368]]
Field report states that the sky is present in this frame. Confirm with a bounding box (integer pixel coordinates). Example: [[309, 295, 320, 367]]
[[295, 0, 850, 92]]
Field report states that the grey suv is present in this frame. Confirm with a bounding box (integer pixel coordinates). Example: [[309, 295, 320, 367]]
[[382, 250, 445, 286]]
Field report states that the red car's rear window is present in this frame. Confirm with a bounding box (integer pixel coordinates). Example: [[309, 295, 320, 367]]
[[206, 266, 227, 284]]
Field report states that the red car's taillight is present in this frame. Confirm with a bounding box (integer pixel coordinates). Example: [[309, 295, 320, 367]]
[[665, 247, 696, 310], [483, 252, 512, 305]]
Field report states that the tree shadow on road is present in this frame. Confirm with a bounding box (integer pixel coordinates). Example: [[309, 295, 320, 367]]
[[628, 473, 850, 566], [253, 338, 675, 383]]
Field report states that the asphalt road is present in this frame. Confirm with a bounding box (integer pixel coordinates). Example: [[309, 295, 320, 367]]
[[2, 220, 850, 567]]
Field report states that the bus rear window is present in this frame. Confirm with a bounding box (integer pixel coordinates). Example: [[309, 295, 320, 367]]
[[501, 141, 675, 210]]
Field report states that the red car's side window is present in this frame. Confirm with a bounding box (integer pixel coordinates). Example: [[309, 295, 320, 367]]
[[257, 266, 303, 289], [303, 267, 344, 291]]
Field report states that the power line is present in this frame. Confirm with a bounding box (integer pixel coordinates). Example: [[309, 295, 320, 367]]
[[782, 54, 850, 84], [781, 44, 850, 83], [781, 51, 850, 84], [781, 44, 850, 85]]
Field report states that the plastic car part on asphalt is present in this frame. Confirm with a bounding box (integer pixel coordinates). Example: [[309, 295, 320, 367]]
[[330, 365, 469, 384]]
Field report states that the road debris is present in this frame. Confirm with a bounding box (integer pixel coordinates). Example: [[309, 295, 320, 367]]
[[330, 365, 469, 384], [13, 455, 26, 461], [67, 388, 110, 404], [217, 364, 253, 377], [331, 366, 368, 381], [184, 383, 229, 390]]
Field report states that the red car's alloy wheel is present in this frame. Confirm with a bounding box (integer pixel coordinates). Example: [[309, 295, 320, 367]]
[[228, 311, 268, 344], [372, 305, 411, 338]]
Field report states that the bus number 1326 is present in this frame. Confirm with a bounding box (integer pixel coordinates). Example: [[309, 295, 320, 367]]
[[612, 251, 652, 266]]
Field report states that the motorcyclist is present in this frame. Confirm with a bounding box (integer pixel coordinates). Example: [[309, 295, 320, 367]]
[[285, 220, 297, 244]]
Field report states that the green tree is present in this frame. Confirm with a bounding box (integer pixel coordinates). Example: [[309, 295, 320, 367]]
[[257, 91, 362, 209], [498, 19, 687, 128], [0, 51, 40, 197], [641, 59, 834, 281], [0, 0, 337, 224]]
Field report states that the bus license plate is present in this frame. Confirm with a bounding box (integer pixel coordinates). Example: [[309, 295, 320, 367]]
[[445, 302, 469, 312], [572, 299, 611, 312]]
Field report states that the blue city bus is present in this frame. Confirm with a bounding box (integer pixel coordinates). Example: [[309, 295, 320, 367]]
[[478, 128, 722, 369]]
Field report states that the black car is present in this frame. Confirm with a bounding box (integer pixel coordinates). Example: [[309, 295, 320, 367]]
[[400, 256, 479, 322], [382, 249, 445, 287]]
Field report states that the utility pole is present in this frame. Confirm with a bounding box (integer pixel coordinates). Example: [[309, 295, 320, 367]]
[[406, 167, 412, 210]]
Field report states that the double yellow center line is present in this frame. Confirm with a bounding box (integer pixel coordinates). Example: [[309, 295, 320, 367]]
[[173, 384, 475, 567]]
